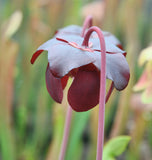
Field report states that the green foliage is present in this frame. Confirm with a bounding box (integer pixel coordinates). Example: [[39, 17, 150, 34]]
[[103, 136, 131, 160], [66, 111, 90, 160]]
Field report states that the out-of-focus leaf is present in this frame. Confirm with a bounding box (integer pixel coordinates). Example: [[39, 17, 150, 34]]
[[138, 45, 152, 66], [0, 40, 18, 160], [81, 1, 106, 26], [130, 93, 152, 112], [103, 136, 131, 160], [0, 40, 18, 113], [134, 56, 152, 104], [1, 10, 22, 39], [66, 111, 90, 160], [133, 70, 149, 91], [104, 157, 115, 160], [46, 103, 65, 160], [142, 84, 152, 103]]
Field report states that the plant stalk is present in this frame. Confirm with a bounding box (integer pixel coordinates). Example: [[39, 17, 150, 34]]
[[83, 26, 106, 160], [81, 15, 93, 37], [59, 106, 73, 160]]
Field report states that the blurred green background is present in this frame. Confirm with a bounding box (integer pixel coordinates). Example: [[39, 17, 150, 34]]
[[0, 0, 152, 160]]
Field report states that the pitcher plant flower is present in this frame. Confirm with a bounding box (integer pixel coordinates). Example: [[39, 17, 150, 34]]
[[31, 16, 130, 160], [31, 28, 129, 112]]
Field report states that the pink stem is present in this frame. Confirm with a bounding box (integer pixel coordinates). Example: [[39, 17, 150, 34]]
[[81, 15, 93, 37], [105, 82, 114, 103], [83, 26, 106, 160], [59, 106, 73, 160]]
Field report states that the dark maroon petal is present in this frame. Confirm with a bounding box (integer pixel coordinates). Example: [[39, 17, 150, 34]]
[[68, 66, 100, 112], [61, 75, 69, 89], [31, 50, 44, 64], [105, 81, 114, 103], [81, 63, 99, 72], [45, 64, 63, 103]]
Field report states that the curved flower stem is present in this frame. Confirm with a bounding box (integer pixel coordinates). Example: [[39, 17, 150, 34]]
[[82, 26, 106, 160], [105, 82, 114, 103], [59, 106, 73, 160], [81, 15, 93, 37]]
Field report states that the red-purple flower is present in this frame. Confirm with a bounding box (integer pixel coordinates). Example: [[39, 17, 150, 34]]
[[31, 25, 130, 112]]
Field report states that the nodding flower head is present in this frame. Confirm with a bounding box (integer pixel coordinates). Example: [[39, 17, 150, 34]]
[[31, 23, 130, 112]]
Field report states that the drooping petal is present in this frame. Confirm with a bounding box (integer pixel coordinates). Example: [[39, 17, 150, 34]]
[[54, 34, 129, 90], [88, 30, 123, 48], [90, 52, 130, 90], [45, 63, 63, 103], [102, 31, 121, 46], [91, 37, 126, 55], [55, 25, 82, 36], [57, 26, 122, 48], [36, 38, 59, 51], [31, 37, 68, 64], [56, 35, 83, 45], [68, 65, 100, 112], [31, 38, 62, 64], [48, 43, 96, 77], [31, 50, 44, 64], [106, 53, 130, 90]]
